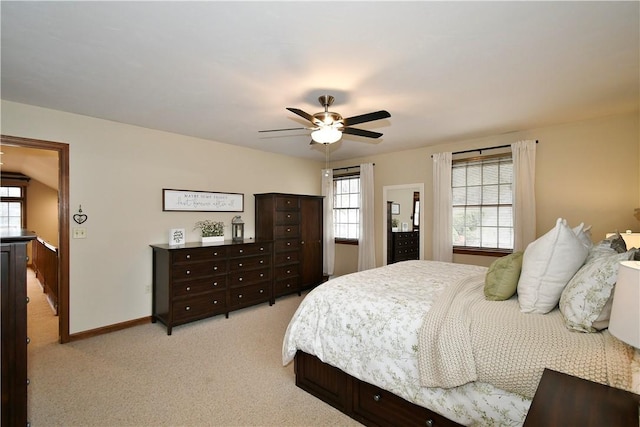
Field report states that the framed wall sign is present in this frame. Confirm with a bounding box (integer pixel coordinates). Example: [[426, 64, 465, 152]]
[[391, 203, 400, 215], [163, 189, 244, 212]]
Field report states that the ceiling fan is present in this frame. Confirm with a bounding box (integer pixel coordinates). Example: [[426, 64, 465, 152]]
[[259, 95, 391, 145]]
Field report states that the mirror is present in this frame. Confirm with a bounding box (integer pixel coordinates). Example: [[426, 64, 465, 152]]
[[382, 183, 424, 265]]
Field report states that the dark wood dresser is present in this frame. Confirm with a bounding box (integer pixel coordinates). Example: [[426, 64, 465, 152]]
[[255, 193, 323, 298], [151, 240, 273, 335], [1, 229, 37, 427], [390, 231, 419, 263]]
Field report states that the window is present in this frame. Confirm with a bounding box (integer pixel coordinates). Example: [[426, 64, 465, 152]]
[[452, 154, 513, 251], [333, 174, 360, 242], [1, 186, 25, 228]]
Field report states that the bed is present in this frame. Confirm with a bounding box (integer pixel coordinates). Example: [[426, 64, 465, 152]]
[[282, 256, 638, 426]]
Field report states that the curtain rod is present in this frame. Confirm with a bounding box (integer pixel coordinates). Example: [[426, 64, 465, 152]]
[[332, 163, 375, 172], [431, 140, 539, 158]]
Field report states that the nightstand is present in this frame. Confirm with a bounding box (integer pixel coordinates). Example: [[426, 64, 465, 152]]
[[524, 368, 639, 426]]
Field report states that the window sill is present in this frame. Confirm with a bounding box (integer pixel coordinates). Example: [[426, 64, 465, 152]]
[[453, 247, 512, 257], [335, 238, 358, 246]]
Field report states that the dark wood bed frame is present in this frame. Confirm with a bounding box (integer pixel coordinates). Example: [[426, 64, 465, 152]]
[[294, 351, 462, 427]]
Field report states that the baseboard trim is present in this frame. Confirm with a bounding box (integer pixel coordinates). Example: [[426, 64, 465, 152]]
[[68, 316, 152, 342]]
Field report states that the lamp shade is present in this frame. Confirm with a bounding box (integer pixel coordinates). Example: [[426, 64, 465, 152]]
[[609, 260, 640, 348], [311, 127, 342, 144]]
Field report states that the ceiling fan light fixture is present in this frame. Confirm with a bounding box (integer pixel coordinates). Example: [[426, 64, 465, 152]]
[[311, 127, 342, 144]]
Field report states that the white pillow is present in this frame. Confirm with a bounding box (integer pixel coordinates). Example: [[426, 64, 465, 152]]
[[572, 222, 593, 250], [517, 218, 589, 314], [559, 250, 633, 332]]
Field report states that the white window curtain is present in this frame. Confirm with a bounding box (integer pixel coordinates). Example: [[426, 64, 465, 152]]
[[512, 140, 537, 251], [321, 168, 335, 277], [432, 152, 453, 262], [358, 163, 376, 271]]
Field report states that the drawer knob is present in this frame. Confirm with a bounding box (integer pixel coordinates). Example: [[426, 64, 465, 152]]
[[426, 420, 434, 427], [373, 394, 381, 402], [185, 306, 191, 311], [26, 378, 30, 386], [238, 263, 243, 267], [213, 300, 218, 304], [287, 228, 291, 232], [239, 249, 244, 253], [286, 270, 291, 274], [260, 260, 264, 264], [26, 296, 30, 304], [287, 256, 291, 260], [186, 270, 191, 275], [287, 214, 291, 218], [214, 266, 218, 271], [286, 284, 291, 288], [214, 252, 218, 256], [186, 255, 191, 259], [239, 277, 243, 281], [260, 273, 264, 277], [287, 242, 291, 246], [301, 241, 305, 244], [186, 286, 191, 291], [26, 337, 31, 344], [260, 247, 264, 251], [238, 294, 243, 298], [213, 282, 218, 287], [259, 289, 264, 293]]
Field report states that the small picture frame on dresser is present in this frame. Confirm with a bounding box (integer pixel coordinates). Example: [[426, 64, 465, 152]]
[[169, 228, 186, 246]]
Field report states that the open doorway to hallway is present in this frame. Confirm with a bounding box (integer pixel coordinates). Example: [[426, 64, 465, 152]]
[[1, 134, 70, 343]]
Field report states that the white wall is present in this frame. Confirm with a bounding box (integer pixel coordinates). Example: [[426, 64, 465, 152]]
[[1, 100, 324, 334]]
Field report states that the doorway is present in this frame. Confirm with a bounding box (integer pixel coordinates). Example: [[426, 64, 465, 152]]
[[1, 134, 70, 343], [382, 183, 424, 266]]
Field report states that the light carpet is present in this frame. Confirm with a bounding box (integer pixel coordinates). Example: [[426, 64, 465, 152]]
[[26, 269, 360, 426]]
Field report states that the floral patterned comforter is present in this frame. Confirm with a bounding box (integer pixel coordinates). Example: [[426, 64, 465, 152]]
[[282, 260, 530, 426]]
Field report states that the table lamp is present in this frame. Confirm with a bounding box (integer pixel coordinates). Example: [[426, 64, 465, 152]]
[[609, 260, 640, 349]]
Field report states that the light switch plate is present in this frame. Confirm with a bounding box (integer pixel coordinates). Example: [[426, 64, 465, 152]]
[[72, 227, 87, 239]]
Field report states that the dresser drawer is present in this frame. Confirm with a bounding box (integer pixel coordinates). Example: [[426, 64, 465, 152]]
[[229, 266, 271, 288], [228, 255, 270, 271], [275, 264, 299, 279], [275, 224, 300, 239], [274, 277, 300, 296], [171, 247, 227, 263], [276, 210, 300, 225], [171, 260, 227, 281], [230, 282, 270, 307], [275, 251, 299, 265], [275, 238, 300, 252], [275, 196, 300, 210], [172, 291, 227, 322], [227, 242, 272, 258], [172, 276, 226, 297], [354, 379, 460, 427]]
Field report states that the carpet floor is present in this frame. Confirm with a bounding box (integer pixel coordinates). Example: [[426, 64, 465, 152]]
[[26, 269, 360, 427]]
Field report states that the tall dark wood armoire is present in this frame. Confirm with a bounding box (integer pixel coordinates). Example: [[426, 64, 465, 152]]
[[254, 193, 323, 299]]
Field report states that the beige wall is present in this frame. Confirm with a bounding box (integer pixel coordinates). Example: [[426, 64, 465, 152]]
[[27, 178, 59, 247], [2, 100, 323, 334], [332, 112, 639, 274]]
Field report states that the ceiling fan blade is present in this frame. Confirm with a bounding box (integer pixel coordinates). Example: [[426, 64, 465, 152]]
[[286, 107, 319, 124], [342, 110, 391, 126], [342, 127, 384, 139], [258, 127, 306, 133]]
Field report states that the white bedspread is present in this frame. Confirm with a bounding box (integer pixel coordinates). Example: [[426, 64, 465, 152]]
[[282, 261, 531, 426]]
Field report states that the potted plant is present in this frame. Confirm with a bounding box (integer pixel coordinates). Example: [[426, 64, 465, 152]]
[[391, 218, 399, 232], [194, 220, 225, 243]]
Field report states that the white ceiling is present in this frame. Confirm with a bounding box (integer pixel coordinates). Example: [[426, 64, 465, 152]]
[[1, 1, 638, 163]]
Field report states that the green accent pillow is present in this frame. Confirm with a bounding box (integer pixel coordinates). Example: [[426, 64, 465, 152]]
[[484, 251, 524, 301]]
